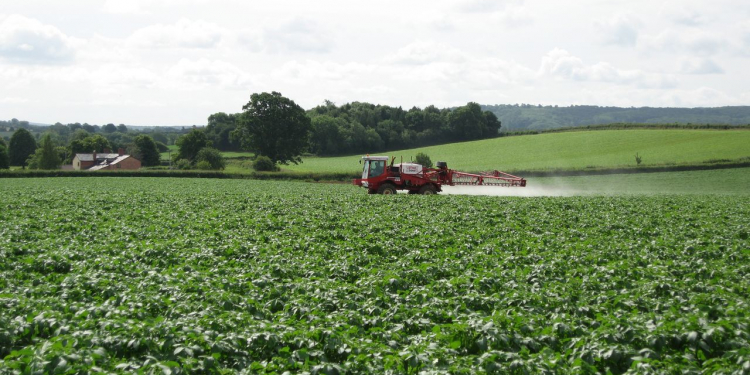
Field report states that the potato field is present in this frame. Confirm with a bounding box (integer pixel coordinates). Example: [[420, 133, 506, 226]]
[[1, 178, 749, 374]]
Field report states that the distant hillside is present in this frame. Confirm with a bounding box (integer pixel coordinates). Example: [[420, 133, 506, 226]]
[[483, 105, 750, 131], [285, 129, 750, 174]]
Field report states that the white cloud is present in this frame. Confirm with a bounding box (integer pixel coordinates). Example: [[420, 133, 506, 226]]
[[455, 0, 531, 27], [386, 40, 466, 65], [162, 58, 256, 90], [102, 0, 212, 15], [595, 14, 641, 47], [272, 60, 374, 84], [0, 15, 78, 64], [656, 87, 740, 107], [678, 58, 724, 75], [263, 18, 332, 54], [540, 48, 677, 89], [128, 18, 230, 49], [641, 30, 726, 57], [667, 7, 704, 26], [457, 0, 521, 13], [0, 97, 28, 104]]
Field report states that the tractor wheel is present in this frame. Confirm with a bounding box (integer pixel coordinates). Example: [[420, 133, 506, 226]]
[[419, 184, 437, 195], [377, 184, 398, 195], [367, 189, 377, 194]]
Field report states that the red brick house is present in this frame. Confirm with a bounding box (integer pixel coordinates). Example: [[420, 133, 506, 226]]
[[72, 148, 141, 171]]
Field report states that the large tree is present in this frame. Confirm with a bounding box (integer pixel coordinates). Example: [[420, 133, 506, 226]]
[[132, 135, 160, 166], [0, 141, 9, 169], [232, 91, 311, 164], [9, 128, 37, 168], [206, 112, 241, 151], [103, 123, 117, 133], [175, 128, 208, 162], [69, 134, 111, 162], [449, 102, 487, 141], [27, 133, 61, 170]]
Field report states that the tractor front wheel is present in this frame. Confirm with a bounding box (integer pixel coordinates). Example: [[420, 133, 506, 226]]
[[419, 184, 437, 195], [377, 184, 398, 195]]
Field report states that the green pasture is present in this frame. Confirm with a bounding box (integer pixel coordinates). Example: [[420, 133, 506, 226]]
[[284, 129, 750, 174]]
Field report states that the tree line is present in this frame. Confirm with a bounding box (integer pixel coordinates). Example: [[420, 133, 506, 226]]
[[203, 100, 501, 157], [1, 126, 169, 170]]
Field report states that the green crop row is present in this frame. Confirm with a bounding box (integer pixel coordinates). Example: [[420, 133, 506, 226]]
[[1, 178, 749, 374]]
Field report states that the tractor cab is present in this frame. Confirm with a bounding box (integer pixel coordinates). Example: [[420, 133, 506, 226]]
[[360, 156, 390, 180]]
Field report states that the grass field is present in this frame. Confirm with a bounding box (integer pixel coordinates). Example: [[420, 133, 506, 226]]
[[159, 145, 254, 162], [283, 129, 750, 174], [1, 178, 749, 373]]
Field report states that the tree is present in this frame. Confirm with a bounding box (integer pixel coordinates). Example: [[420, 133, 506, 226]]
[[449, 102, 487, 141], [69, 134, 111, 162], [133, 135, 160, 166], [206, 112, 241, 151], [27, 133, 61, 170], [0, 142, 9, 169], [414, 152, 433, 168], [232, 91, 311, 164], [117, 124, 128, 133], [309, 115, 344, 155], [196, 147, 225, 170], [9, 128, 37, 168], [175, 128, 208, 162], [483, 111, 501, 137], [103, 123, 117, 133]]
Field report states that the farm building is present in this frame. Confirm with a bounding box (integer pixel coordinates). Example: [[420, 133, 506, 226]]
[[73, 149, 141, 171]]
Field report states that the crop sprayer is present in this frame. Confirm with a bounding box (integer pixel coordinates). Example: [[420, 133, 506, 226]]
[[353, 155, 526, 194]]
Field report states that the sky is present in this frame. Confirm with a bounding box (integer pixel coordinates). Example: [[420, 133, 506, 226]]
[[1, 0, 749, 126]]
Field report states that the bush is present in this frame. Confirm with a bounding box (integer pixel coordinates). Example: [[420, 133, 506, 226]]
[[253, 155, 277, 171], [414, 152, 433, 168], [196, 160, 212, 170], [196, 147, 225, 170], [175, 159, 192, 170]]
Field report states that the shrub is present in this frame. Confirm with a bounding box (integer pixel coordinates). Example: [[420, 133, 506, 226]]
[[415, 152, 433, 168], [175, 159, 192, 170], [196, 160, 212, 170], [253, 155, 277, 171], [196, 147, 226, 170]]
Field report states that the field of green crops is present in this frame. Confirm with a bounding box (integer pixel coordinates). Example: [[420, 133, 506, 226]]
[[2, 178, 749, 374], [284, 129, 750, 174]]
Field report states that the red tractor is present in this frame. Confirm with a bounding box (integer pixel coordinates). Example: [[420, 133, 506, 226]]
[[353, 155, 526, 194]]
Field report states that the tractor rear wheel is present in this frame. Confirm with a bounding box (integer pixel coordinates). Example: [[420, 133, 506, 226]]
[[377, 184, 398, 195], [419, 184, 437, 195]]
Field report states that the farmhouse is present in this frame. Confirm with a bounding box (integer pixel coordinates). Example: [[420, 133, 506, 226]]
[[73, 148, 141, 171]]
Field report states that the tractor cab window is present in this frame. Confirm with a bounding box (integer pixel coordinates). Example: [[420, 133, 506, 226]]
[[368, 160, 385, 178]]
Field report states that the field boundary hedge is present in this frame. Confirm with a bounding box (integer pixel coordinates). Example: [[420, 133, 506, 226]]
[[0, 169, 356, 182], [2, 160, 749, 181]]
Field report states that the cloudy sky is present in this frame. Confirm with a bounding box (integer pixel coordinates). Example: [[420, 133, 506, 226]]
[[1, 0, 749, 126]]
